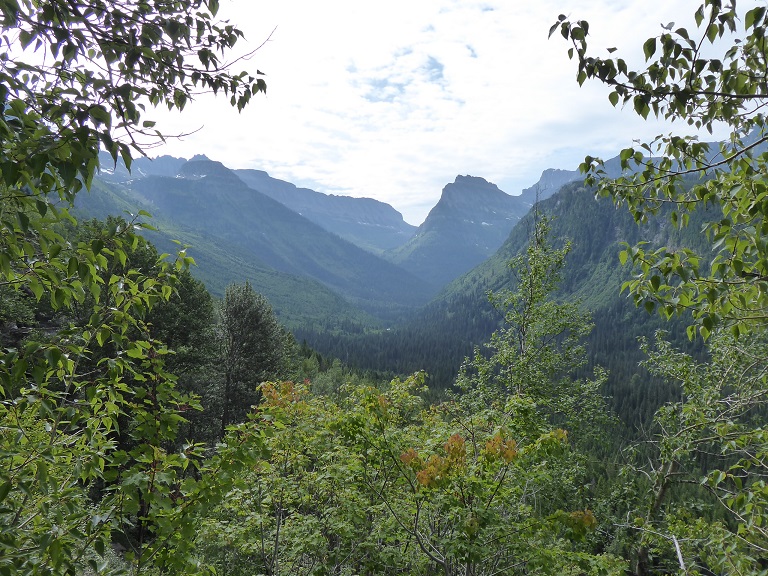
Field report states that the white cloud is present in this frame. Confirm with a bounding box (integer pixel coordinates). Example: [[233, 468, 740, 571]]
[[148, 0, 740, 225]]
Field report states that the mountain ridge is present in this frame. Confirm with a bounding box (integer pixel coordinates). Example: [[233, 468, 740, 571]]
[[235, 169, 416, 254], [89, 153, 592, 322]]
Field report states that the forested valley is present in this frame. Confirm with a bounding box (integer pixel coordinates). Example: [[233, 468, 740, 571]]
[[2, 1, 768, 575]]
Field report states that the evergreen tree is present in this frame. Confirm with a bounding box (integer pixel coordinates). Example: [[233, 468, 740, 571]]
[[218, 282, 292, 433]]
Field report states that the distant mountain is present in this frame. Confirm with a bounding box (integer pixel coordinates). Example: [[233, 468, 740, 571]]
[[75, 176, 379, 331], [518, 168, 581, 204], [384, 172, 580, 287], [235, 169, 416, 254], [79, 157, 436, 324], [135, 159, 436, 319]]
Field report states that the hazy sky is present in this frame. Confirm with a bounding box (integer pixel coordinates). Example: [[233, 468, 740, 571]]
[[151, 0, 730, 225]]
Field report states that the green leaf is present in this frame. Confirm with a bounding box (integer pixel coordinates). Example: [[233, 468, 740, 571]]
[[29, 279, 44, 300], [89, 105, 112, 127], [17, 212, 29, 233], [694, 6, 705, 26], [619, 250, 628, 265], [125, 346, 145, 358], [707, 23, 718, 43], [0, 481, 11, 503], [643, 37, 656, 60], [548, 21, 560, 39], [173, 89, 188, 109]]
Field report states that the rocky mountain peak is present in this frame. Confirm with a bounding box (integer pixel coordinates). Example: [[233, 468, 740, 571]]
[[519, 168, 581, 204], [178, 158, 242, 185], [441, 175, 507, 202]]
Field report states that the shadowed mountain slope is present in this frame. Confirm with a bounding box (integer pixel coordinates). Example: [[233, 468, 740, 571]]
[[130, 159, 436, 319], [235, 169, 417, 254]]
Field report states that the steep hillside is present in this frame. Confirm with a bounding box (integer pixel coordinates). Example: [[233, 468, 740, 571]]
[[382, 150, 682, 313], [235, 169, 417, 253], [78, 159, 438, 324], [74, 178, 381, 331], [97, 152, 189, 180], [131, 159, 434, 318], [518, 167, 581, 204]]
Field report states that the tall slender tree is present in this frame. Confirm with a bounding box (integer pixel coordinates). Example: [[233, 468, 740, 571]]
[[218, 282, 291, 434], [457, 216, 611, 447]]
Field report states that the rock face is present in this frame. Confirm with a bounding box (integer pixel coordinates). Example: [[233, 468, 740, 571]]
[[519, 168, 582, 205], [385, 175, 539, 287], [179, 157, 241, 182], [383, 169, 585, 287], [422, 176, 527, 247], [235, 169, 416, 254], [96, 152, 188, 180]]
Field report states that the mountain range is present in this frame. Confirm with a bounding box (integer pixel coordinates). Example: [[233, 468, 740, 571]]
[[84, 152, 578, 324], [86, 156, 435, 325], [80, 146, 705, 418], [234, 169, 416, 254]]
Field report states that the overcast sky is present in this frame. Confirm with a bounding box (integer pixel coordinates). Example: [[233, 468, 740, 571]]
[[151, 0, 732, 225]]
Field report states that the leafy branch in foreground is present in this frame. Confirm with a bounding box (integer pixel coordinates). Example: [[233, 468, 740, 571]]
[[1, 0, 266, 193], [608, 330, 768, 575], [554, 3, 768, 573], [552, 1, 768, 338], [0, 1, 266, 573]]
